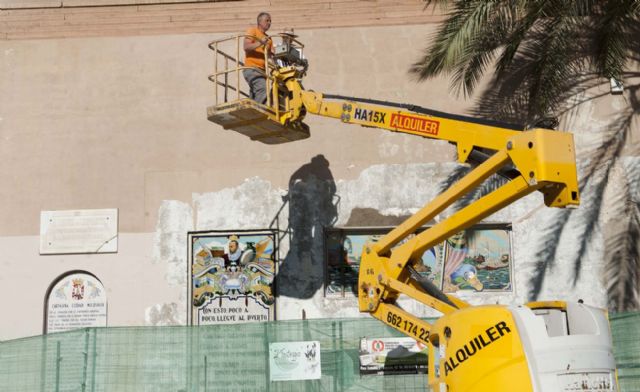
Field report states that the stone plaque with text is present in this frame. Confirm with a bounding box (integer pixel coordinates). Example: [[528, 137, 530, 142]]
[[46, 273, 107, 333], [40, 209, 118, 254]]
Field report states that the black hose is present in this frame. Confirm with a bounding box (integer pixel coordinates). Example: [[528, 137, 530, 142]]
[[407, 265, 458, 309]]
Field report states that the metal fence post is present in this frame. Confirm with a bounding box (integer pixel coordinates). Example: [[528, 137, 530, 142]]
[[236, 35, 240, 102], [225, 57, 229, 103], [203, 355, 208, 392], [81, 329, 89, 392], [263, 322, 270, 392], [39, 335, 47, 392], [91, 329, 97, 392], [55, 341, 61, 392], [214, 42, 218, 106]]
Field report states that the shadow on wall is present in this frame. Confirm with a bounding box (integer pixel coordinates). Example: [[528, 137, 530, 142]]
[[274, 154, 339, 299]]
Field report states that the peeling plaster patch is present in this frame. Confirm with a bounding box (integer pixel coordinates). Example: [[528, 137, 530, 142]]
[[510, 196, 550, 303], [492, 190, 542, 223], [556, 91, 639, 297], [336, 163, 458, 225], [336, 162, 521, 225], [145, 303, 183, 326], [277, 292, 326, 321], [379, 207, 418, 217], [146, 290, 189, 327], [393, 297, 444, 319], [564, 96, 615, 157], [187, 161, 611, 318], [602, 162, 628, 224], [540, 93, 640, 308], [512, 187, 608, 308], [153, 200, 193, 287], [194, 177, 286, 231], [347, 207, 412, 226], [191, 165, 469, 314], [320, 296, 379, 319]]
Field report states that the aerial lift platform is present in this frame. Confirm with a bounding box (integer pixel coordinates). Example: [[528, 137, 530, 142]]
[[207, 34, 309, 144], [206, 33, 618, 392]]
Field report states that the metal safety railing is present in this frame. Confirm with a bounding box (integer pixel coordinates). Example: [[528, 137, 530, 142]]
[[207, 34, 272, 108], [207, 33, 305, 113]]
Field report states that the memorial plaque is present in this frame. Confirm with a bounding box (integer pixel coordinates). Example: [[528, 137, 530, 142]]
[[40, 209, 118, 254], [46, 273, 107, 333]]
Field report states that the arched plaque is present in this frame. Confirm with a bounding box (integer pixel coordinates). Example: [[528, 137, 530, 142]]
[[45, 271, 107, 333]]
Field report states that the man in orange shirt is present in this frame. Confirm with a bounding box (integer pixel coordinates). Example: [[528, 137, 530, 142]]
[[243, 12, 273, 105]]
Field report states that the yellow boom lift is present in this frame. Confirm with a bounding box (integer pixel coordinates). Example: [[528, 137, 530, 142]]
[[206, 34, 618, 391]]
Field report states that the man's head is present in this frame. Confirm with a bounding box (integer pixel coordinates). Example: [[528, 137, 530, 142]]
[[257, 12, 271, 33], [228, 240, 239, 254]]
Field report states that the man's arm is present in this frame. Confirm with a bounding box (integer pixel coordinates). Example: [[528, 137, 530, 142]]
[[244, 36, 270, 51]]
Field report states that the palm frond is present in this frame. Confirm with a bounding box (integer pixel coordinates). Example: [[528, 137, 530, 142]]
[[527, 208, 572, 300], [568, 159, 617, 283], [411, 1, 508, 91], [605, 153, 640, 311], [416, 0, 640, 310], [594, 0, 639, 79], [624, 156, 640, 204], [423, 0, 453, 8], [436, 162, 509, 215], [524, 17, 588, 118], [494, 7, 540, 75], [605, 198, 640, 311], [451, 41, 498, 97], [529, 106, 634, 300], [569, 110, 634, 283], [437, 164, 470, 194]]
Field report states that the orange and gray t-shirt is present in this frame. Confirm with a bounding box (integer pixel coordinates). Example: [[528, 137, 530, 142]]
[[244, 27, 272, 69]]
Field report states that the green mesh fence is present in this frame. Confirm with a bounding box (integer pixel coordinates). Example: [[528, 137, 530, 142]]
[[0, 313, 638, 391], [0, 318, 432, 392], [611, 312, 640, 391]]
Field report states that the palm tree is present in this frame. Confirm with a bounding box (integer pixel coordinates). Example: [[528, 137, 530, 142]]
[[413, 0, 640, 311]]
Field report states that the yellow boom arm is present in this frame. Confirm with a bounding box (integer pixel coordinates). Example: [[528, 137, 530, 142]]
[[298, 88, 579, 343], [208, 64, 580, 344], [205, 41, 619, 391]]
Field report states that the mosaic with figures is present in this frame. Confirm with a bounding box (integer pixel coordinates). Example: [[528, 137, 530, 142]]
[[190, 231, 276, 325], [325, 225, 512, 297]]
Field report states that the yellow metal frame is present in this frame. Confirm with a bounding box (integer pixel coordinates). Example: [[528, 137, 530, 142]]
[[207, 33, 306, 111], [427, 305, 534, 391], [206, 47, 588, 391], [286, 87, 580, 335], [207, 54, 581, 336]]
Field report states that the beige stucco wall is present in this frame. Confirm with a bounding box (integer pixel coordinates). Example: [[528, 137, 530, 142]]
[[1, 25, 460, 237], [1, 20, 637, 341], [0, 24, 458, 340], [0, 233, 185, 339]]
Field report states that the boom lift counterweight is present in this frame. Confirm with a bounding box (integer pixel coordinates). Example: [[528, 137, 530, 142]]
[[206, 35, 618, 392]]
